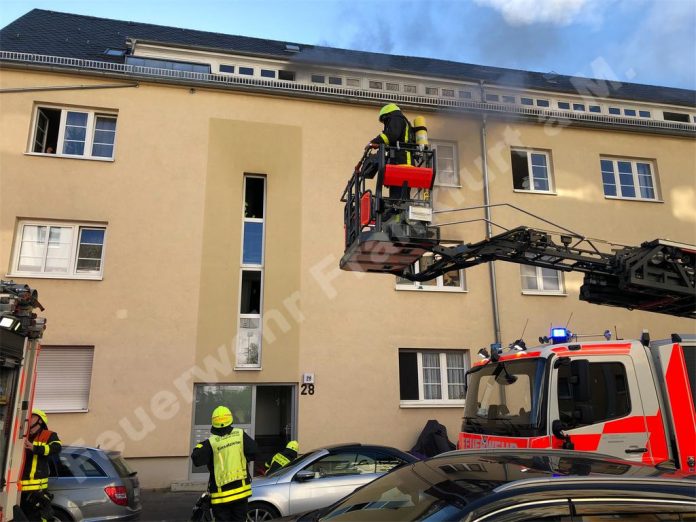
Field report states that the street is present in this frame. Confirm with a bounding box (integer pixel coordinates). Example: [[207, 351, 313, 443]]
[[140, 489, 202, 521]]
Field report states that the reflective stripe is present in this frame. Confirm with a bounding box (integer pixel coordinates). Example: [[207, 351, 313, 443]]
[[29, 454, 38, 480], [380, 132, 389, 145], [209, 483, 252, 504], [19, 478, 48, 491], [271, 453, 290, 468]]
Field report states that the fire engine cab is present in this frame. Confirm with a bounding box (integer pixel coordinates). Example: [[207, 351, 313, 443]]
[[460, 332, 695, 473]]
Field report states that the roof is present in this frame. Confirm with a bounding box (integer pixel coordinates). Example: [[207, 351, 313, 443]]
[[1, 9, 694, 108]]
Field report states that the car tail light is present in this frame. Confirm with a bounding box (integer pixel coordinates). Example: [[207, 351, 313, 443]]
[[104, 485, 129, 506]]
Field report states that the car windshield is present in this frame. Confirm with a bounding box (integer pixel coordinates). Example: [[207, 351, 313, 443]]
[[318, 462, 496, 521], [264, 451, 318, 478], [463, 358, 547, 437]]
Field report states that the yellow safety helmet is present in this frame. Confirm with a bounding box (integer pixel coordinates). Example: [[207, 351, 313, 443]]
[[211, 406, 233, 428], [286, 440, 299, 452], [32, 409, 48, 426], [378, 103, 400, 121]]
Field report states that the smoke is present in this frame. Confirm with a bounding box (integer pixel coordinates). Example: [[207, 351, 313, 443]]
[[474, 0, 591, 26]]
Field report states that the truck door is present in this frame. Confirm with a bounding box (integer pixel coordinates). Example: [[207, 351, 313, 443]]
[[551, 355, 649, 462]]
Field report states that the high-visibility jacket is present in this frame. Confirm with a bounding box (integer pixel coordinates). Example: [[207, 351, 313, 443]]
[[264, 447, 298, 475], [191, 427, 257, 505], [20, 428, 62, 491], [371, 110, 414, 166]]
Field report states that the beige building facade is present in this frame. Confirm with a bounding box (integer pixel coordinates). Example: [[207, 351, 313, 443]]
[[1, 10, 694, 487]]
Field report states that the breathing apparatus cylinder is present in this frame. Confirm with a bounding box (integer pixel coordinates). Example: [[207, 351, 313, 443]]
[[413, 116, 428, 149]]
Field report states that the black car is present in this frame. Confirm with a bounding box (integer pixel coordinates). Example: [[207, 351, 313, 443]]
[[284, 449, 695, 521]]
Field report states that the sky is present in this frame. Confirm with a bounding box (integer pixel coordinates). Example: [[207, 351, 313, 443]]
[[1, 0, 695, 90]]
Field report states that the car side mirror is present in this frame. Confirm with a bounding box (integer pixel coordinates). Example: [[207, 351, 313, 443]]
[[294, 470, 316, 482]]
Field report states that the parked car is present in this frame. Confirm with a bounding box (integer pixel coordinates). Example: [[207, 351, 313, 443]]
[[282, 449, 695, 521], [247, 443, 417, 521], [47, 446, 142, 521]]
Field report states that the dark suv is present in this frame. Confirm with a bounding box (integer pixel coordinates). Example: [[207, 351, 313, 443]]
[[288, 449, 695, 521], [48, 446, 141, 521]]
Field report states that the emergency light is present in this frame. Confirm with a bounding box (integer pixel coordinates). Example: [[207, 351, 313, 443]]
[[550, 327, 571, 343]]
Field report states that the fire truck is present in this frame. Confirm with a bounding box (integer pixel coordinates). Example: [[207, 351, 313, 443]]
[[0, 281, 46, 521], [340, 140, 696, 472]]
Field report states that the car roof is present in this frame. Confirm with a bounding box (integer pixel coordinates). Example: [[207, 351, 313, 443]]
[[61, 445, 122, 458]]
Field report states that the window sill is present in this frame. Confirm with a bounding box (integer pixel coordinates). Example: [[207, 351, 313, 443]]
[[24, 152, 115, 162], [604, 196, 663, 203], [235, 366, 262, 371], [434, 183, 462, 189], [400, 400, 465, 408], [6, 272, 103, 281], [41, 409, 88, 413], [513, 189, 557, 195], [396, 285, 467, 293], [521, 290, 567, 296]]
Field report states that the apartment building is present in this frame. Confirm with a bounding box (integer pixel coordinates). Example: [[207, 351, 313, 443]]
[[0, 9, 694, 487]]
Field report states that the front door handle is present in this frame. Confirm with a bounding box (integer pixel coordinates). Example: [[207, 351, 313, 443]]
[[625, 447, 648, 454]]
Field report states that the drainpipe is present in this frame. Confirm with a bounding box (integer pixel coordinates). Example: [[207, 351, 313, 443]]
[[479, 81, 502, 346]]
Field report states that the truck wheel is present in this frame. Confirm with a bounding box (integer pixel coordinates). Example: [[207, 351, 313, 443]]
[[246, 502, 279, 521]]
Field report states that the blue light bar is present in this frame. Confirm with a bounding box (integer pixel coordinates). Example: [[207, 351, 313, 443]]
[[550, 327, 571, 343]]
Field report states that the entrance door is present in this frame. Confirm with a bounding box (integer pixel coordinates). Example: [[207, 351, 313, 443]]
[[189, 384, 296, 480]]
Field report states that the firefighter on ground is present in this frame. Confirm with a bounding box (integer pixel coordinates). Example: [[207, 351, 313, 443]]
[[19, 409, 62, 522], [191, 406, 257, 522], [368, 103, 415, 199], [264, 440, 299, 475]]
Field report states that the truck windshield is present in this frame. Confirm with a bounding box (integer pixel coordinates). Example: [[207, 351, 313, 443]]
[[463, 358, 547, 437]]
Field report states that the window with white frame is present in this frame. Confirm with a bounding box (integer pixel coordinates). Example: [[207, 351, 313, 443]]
[[237, 175, 266, 368], [34, 346, 94, 412], [396, 249, 466, 292], [31, 106, 117, 159], [511, 149, 554, 192], [11, 221, 106, 279], [600, 157, 659, 200], [399, 350, 469, 405], [520, 265, 565, 294], [430, 141, 459, 186]]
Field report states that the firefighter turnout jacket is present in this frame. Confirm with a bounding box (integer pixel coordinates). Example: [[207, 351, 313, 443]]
[[20, 428, 62, 492], [264, 447, 298, 475], [191, 427, 257, 506], [371, 109, 414, 166]]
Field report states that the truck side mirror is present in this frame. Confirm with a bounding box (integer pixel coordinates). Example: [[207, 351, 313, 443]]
[[570, 360, 590, 402], [552, 420, 575, 450]]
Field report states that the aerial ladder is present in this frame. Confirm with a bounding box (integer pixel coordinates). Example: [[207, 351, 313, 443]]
[[340, 144, 695, 319], [0, 282, 46, 521]]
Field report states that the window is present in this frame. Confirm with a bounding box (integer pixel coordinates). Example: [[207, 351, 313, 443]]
[[12, 221, 106, 279], [458, 90, 472, 99], [442, 88, 454, 97], [278, 70, 296, 81], [31, 106, 117, 159], [663, 111, 690, 122], [624, 108, 637, 117], [386, 82, 400, 92], [557, 361, 630, 428], [431, 141, 459, 187], [50, 452, 107, 478], [511, 149, 553, 192], [329, 76, 343, 85], [589, 105, 601, 113], [303, 450, 408, 477], [558, 101, 570, 110], [502, 95, 516, 104], [608, 107, 621, 115], [220, 64, 234, 73], [639, 110, 651, 118], [239, 66, 254, 75], [521, 265, 565, 294], [536, 99, 550, 107], [260, 69, 276, 78], [404, 84, 417, 93], [346, 78, 361, 87], [486, 94, 499, 102], [600, 158, 659, 200], [34, 346, 94, 412], [399, 350, 469, 404], [520, 97, 533, 106], [104, 48, 125, 57], [396, 248, 466, 292], [573, 103, 586, 111], [237, 176, 266, 368], [369, 80, 383, 90], [125, 56, 211, 73], [425, 86, 439, 96]]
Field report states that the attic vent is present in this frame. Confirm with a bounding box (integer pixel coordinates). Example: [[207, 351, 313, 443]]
[[284, 44, 300, 52]]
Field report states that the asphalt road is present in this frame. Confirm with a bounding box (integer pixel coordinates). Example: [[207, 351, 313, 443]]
[[140, 489, 203, 521]]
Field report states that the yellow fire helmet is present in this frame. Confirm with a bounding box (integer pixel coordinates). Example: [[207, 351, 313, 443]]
[[32, 409, 48, 426], [286, 440, 299, 452], [378, 103, 400, 121], [211, 406, 233, 428]]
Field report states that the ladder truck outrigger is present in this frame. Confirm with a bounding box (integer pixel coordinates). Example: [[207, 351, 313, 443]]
[[340, 137, 696, 474], [0, 282, 46, 521]]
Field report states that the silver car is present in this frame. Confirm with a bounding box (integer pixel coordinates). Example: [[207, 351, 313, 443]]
[[48, 446, 142, 521], [247, 443, 417, 521]]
